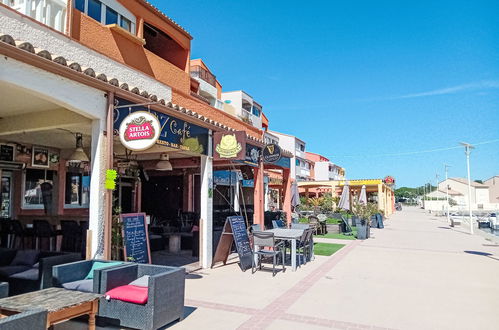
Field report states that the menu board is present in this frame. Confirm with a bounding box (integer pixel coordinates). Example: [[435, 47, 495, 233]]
[[121, 213, 151, 264], [212, 216, 253, 271], [0, 145, 14, 161]]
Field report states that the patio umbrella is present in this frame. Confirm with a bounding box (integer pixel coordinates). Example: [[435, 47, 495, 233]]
[[359, 185, 367, 206], [337, 182, 350, 211], [291, 181, 300, 209]]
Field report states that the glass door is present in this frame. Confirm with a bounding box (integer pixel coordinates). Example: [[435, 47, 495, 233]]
[[1, 171, 12, 218]]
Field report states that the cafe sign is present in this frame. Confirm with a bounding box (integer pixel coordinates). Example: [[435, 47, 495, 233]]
[[114, 98, 209, 155], [213, 131, 246, 160], [119, 111, 160, 151], [262, 143, 282, 163]]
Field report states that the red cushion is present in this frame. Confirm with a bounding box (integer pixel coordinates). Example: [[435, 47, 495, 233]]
[[106, 285, 148, 304]]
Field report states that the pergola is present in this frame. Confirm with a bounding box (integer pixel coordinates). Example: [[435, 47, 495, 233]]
[[297, 179, 395, 217]]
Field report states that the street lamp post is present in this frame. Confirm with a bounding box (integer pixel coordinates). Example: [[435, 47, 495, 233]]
[[460, 142, 474, 234], [444, 164, 451, 224]]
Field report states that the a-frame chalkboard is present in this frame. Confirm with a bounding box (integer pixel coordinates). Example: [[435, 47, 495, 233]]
[[121, 213, 151, 264], [212, 216, 253, 271]]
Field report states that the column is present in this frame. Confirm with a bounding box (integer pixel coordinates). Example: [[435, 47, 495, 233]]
[[282, 169, 292, 224], [199, 152, 213, 269], [253, 162, 265, 228], [234, 174, 241, 212], [377, 183, 383, 212], [88, 119, 106, 259]]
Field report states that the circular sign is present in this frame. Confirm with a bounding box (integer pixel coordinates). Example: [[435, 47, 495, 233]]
[[119, 111, 161, 151], [262, 143, 282, 163]]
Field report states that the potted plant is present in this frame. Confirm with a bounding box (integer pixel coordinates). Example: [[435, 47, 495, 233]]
[[352, 201, 378, 239]]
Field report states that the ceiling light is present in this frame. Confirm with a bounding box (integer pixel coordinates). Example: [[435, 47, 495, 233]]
[[155, 153, 172, 171], [69, 133, 89, 163]]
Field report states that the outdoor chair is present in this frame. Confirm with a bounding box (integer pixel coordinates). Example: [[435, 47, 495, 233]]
[[0, 308, 47, 330], [272, 220, 286, 229], [52, 259, 124, 293], [98, 264, 185, 330], [340, 216, 354, 236], [9, 221, 31, 249], [33, 220, 56, 251], [291, 223, 310, 230], [250, 224, 261, 232], [0, 281, 8, 298], [308, 216, 322, 235], [252, 231, 285, 277], [60, 220, 81, 252]]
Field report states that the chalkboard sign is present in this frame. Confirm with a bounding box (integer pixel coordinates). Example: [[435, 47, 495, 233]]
[[212, 216, 253, 271], [120, 213, 151, 264], [0, 145, 14, 161]]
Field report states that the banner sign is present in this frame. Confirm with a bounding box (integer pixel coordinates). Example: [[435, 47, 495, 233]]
[[114, 98, 209, 155], [262, 143, 282, 163], [213, 131, 246, 160]]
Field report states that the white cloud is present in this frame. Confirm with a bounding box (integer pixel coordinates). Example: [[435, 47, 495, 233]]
[[390, 80, 499, 100]]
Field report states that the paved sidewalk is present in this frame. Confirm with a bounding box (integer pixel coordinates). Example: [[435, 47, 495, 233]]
[[172, 207, 499, 330], [57, 208, 499, 329]]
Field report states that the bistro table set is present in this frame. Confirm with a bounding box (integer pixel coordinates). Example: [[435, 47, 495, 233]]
[[252, 221, 315, 276]]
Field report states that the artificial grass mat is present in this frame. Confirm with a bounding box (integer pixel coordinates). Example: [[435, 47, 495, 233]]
[[314, 228, 357, 240], [313, 243, 345, 256]]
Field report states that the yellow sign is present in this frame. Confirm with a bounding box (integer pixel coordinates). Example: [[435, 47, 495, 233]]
[[215, 134, 242, 158]]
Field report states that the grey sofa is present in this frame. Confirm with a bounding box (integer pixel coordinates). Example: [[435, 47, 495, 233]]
[[0, 281, 8, 298], [0, 308, 47, 330], [52, 259, 124, 293], [0, 248, 81, 296], [99, 264, 185, 330]]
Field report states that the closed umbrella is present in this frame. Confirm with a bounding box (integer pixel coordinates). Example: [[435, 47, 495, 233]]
[[291, 181, 300, 209], [337, 182, 350, 211], [359, 185, 367, 206]]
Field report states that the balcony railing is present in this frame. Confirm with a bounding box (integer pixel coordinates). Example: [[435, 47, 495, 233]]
[[190, 65, 216, 87], [5, 0, 67, 33]]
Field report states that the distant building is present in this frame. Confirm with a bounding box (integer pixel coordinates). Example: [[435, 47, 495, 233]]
[[432, 177, 498, 211], [305, 152, 345, 181], [268, 131, 311, 181], [222, 90, 263, 129], [484, 176, 499, 204]]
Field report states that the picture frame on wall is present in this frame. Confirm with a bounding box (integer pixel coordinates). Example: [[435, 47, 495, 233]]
[[32, 146, 49, 168]]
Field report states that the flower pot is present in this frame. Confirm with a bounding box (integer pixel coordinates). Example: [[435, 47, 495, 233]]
[[356, 218, 369, 239]]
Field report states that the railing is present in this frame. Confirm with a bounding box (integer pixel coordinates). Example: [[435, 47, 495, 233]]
[[190, 65, 216, 87], [5, 0, 67, 33]]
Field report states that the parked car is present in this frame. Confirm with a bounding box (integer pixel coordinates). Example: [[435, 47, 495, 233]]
[[489, 213, 498, 230]]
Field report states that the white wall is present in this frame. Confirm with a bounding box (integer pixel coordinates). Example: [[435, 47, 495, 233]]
[[485, 176, 499, 203], [476, 188, 490, 204], [270, 132, 297, 180], [0, 5, 172, 101]]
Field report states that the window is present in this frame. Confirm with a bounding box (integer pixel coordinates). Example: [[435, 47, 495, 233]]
[[75, 0, 85, 12], [106, 6, 118, 25], [88, 0, 102, 22], [296, 159, 300, 166], [252, 106, 261, 117], [23, 169, 55, 209], [120, 16, 132, 32], [65, 168, 90, 208], [300, 144, 305, 152], [74, 0, 135, 33]]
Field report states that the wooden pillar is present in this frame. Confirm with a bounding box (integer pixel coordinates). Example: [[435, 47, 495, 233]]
[[253, 162, 265, 228], [377, 183, 383, 212], [282, 169, 292, 224]]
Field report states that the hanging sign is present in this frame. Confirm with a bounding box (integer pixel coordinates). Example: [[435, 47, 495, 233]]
[[213, 131, 246, 160], [114, 98, 209, 155], [119, 111, 160, 151], [262, 143, 282, 163]]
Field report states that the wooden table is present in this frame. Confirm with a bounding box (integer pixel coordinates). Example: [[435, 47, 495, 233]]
[[0, 288, 101, 329]]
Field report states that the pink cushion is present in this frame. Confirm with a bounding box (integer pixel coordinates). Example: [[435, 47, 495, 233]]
[[106, 285, 148, 304]]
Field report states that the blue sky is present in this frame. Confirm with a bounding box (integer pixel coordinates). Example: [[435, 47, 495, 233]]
[[155, 0, 499, 187]]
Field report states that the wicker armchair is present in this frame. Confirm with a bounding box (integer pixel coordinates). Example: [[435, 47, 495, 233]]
[[0, 281, 8, 298], [0, 308, 47, 330], [98, 264, 185, 330], [52, 259, 124, 293]]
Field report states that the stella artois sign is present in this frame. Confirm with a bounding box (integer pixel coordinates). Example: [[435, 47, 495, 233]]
[[119, 111, 160, 151]]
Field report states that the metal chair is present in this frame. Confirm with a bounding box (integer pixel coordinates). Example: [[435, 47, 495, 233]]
[[33, 220, 56, 251], [250, 224, 261, 232], [308, 216, 322, 235], [9, 220, 31, 249], [291, 223, 310, 230], [60, 220, 81, 252], [252, 231, 285, 277]]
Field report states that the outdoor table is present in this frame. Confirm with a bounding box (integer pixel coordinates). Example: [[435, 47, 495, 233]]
[[0, 287, 101, 329], [260, 228, 313, 272]]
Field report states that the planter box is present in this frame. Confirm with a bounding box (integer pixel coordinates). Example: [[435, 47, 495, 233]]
[[326, 223, 341, 234]]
